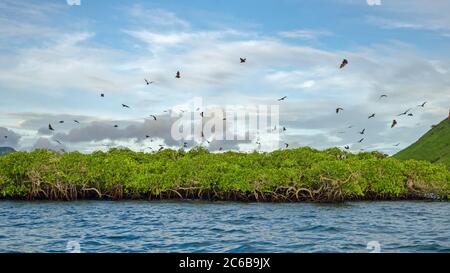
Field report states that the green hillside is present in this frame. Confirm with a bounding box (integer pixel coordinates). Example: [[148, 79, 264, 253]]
[[394, 118, 450, 168], [0, 147, 15, 156]]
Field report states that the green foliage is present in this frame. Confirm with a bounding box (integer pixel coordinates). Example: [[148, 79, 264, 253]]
[[0, 147, 449, 202]]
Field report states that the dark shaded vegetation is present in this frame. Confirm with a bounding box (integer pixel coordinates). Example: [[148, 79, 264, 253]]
[[0, 147, 449, 202], [0, 147, 15, 156]]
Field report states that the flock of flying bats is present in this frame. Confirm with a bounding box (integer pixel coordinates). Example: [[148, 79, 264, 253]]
[[3, 57, 428, 153]]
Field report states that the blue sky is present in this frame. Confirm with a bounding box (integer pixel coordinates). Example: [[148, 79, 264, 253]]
[[50, 0, 450, 51], [0, 0, 449, 153]]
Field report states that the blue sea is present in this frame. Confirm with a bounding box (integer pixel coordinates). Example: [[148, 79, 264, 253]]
[[0, 201, 449, 252]]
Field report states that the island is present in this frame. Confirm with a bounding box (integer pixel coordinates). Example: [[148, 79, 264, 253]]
[[1, 119, 448, 202]]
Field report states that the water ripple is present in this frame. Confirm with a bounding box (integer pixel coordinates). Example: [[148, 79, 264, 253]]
[[0, 201, 449, 252]]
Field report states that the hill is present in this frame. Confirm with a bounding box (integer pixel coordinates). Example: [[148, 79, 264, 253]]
[[0, 147, 15, 156], [394, 117, 450, 168]]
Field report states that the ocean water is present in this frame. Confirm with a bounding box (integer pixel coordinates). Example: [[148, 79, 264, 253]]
[[0, 201, 449, 253]]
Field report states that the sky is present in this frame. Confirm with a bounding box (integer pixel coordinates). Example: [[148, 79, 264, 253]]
[[0, 0, 449, 154]]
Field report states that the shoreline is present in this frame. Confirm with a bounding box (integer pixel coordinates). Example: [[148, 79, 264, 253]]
[[0, 190, 447, 203], [2, 198, 448, 202]]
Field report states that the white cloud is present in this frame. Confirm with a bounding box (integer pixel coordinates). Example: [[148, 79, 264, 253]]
[[125, 30, 202, 46], [128, 4, 190, 29], [278, 29, 332, 40], [0, 0, 63, 21], [364, 0, 450, 33], [0, 31, 136, 98], [366, 16, 425, 30]]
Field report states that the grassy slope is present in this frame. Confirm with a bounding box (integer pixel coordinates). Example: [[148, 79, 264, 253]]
[[394, 118, 450, 168]]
